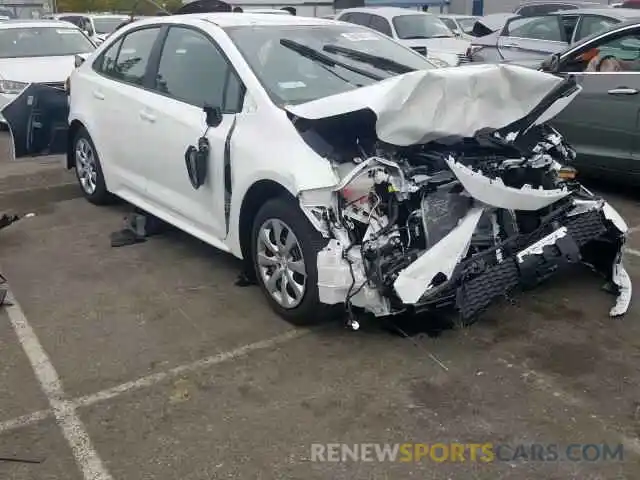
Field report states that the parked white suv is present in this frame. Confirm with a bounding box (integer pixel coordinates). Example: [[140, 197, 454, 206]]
[[15, 13, 628, 326]]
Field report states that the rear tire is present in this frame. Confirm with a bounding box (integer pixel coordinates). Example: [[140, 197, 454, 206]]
[[251, 196, 333, 326], [72, 127, 112, 205]]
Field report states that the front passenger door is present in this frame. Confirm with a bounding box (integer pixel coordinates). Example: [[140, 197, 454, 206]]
[[142, 26, 245, 242]]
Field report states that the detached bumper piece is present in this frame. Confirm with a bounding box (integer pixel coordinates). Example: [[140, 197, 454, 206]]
[[454, 210, 608, 321]]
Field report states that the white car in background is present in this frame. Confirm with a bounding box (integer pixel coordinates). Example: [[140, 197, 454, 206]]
[[335, 7, 472, 66], [3, 14, 630, 327], [45, 13, 130, 44], [439, 14, 479, 41], [0, 20, 95, 113]]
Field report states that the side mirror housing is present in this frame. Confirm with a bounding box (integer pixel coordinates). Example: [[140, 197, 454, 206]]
[[74, 54, 86, 68], [541, 53, 560, 73], [204, 104, 223, 128]]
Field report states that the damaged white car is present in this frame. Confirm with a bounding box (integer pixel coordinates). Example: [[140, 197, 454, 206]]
[[3, 14, 631, 327]]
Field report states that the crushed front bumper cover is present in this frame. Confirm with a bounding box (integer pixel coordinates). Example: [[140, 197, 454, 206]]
[[415, 203, 630, 322]]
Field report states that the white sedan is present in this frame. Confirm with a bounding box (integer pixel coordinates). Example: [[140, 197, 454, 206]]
[[6, 13, 630, 327], [0, 20, 95, 113]]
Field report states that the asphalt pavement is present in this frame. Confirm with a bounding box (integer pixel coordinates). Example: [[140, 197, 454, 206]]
[[1, 133, 640, 479]]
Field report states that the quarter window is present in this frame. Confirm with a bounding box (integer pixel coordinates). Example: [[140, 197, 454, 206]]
[[369, 15, 392, 36], [575, 15, 618, 41], [154, 27, 244, 112], [506, 16, 564, 42]]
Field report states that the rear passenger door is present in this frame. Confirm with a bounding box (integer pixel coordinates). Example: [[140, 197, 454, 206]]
[[141, 25, 245, 241], [89, 25, 162, 197], [498, 15, 569, 61]]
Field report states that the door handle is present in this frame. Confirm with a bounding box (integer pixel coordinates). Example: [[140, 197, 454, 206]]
[[502, 42, 519, 48], [139, 110, 156, 123], [608, 88, 639, 95], [92, 91, 104, 100]]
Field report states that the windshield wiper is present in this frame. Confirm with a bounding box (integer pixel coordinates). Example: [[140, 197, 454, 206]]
[[322, 44, 416, 74], [279, 39, 383, 81], [430, 34, 455, 38]]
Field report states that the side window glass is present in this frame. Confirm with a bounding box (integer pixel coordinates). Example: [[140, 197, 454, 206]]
[[564, 32, 640, 72], [517, 6, 536, 16], [113, 27, 160, 85], [60, 16, 80, 27], [155, 27, 244, 112], [368, 15, 392, 36], [94, 38, 123, 76], [506, 16, 564, 42], [339, 13, 352, 22], [440, 18, 457, 32], [575, 16, 618, 41], [348, 13, 370, 26]]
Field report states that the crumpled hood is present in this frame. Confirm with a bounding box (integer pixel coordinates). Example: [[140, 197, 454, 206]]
[[286, 64, 580, 146]]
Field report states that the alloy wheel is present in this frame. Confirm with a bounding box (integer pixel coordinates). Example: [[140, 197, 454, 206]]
[[256, 218, 307, 309]]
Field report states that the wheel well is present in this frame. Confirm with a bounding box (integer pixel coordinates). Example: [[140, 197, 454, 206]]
[[66, 120, 85, 169], [238, 180, 293, 263]]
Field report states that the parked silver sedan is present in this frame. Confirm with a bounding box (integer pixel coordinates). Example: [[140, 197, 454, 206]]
[[469, 8, 640, 64]]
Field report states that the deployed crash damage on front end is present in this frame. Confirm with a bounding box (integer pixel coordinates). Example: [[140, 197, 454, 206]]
[[287, 64, 631, 325]]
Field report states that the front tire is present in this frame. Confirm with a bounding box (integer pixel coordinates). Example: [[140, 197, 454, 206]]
[[251, 196, 332, 326], [73, 127, 112, 205]]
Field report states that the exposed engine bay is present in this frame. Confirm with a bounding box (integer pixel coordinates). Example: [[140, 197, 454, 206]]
[[289, 66, 632, 326]]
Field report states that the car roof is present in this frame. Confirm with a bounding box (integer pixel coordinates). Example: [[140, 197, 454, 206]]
[[0, 19, 82, 29], [337, 7, 436, 19], [566, 7, 640, 18], [516, 0, 601, 5], [51, 12, 128, 18], [128, 12, 339, 28], [439, 14, 478, 19]]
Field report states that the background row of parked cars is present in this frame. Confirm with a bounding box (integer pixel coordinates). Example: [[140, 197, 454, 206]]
[[0, 1, 638, 185]]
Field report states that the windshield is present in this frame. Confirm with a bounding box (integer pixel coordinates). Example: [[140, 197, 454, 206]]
[[93, 17, 128, 34], [225, 24, 434, 105], [458, 17, 478, 33], [0, 27, 94, 58], [393, 14, 455, 39]]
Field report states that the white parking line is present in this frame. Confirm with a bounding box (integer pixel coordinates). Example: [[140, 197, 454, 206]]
[[72, 328, 308, 408], [0, 409, 50, 434], [1, 308, 308, 440], [4, 291, 113, 480]]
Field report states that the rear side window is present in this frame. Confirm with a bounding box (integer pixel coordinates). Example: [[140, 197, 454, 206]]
[[575, 15, 618, 41], [60, 15, 81, 27], [94, 27, 161, 86], [369, 14, 392, 36], [440, 18, 458, 31], [344, 12, 371, 26], [154, 26, 244, 112], [506, 15, 564, 41]]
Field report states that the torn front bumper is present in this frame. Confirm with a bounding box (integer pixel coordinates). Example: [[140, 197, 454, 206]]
[[409, 202, 631, 322]]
